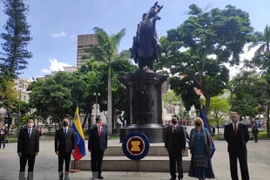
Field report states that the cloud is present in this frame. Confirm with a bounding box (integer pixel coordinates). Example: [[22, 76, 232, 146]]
[[41, 58, 72, 74], [51, 31, 67, 38]]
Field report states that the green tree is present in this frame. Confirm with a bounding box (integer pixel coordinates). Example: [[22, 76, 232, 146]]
[[83, 27, 126, 134], [28, 73, 74, 129], [245, 24, 270, 135], [157, 4, 253, 116], [230, 71, 263, 119], [0, 77, 18, 131], [0, 0, 32, 78], [248, 25, 270, 55], [208, 96, 230, 134]]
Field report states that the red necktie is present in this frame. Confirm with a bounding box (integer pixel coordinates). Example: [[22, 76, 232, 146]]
[[234, 123, 237, 136]]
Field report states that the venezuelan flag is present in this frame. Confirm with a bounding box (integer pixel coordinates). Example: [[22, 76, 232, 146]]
[[199, 107, 216, 159], [72, 106, 86, 161]]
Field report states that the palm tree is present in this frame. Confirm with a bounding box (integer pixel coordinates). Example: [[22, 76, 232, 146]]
[[83, 27, 126, 134], [248, 25, 270, 55], [248, 25, 270, 136]]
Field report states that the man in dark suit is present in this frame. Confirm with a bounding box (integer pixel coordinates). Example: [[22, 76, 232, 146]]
[[224, 112, 250, 180], [88, 118, 108, 179], [17, 118, 40, 180], [55, 119, 75, 180], [165, 117, 186, 180]]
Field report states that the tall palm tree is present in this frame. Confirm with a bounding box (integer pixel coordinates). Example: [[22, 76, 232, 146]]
[[249, 25, 270, 54], [83, 27, 126, 134], [248, 25, 270, 136]]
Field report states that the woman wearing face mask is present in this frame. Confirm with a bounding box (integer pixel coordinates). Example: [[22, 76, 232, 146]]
[[188, 117, 215, 180]]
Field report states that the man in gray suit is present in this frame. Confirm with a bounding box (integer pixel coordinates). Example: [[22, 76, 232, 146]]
[[165, 117, 186, 180], [55, 119, 75, 180], [88, 118, 108, 179]]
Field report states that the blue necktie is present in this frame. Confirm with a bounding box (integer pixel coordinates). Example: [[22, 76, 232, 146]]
[[65, 129, 67, 135], [28, 129, 31, 137]]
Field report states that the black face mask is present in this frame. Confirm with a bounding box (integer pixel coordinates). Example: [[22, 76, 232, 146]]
[[195, 122, 201, 126], [172, 120, 177, 124], [63, 122, 68, 127]]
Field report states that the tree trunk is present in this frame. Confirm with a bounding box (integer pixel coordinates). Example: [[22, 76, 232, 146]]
[[204, 94, 211, 116], [267, 105, 269, 137], [217, 121, 220, 135], [82, 111, 89, 129], [107, 65, 112, 135]]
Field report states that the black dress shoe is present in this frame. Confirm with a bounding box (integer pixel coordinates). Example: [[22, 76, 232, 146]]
[[98, 176, 104, 179], [170, 178, 176, 180]]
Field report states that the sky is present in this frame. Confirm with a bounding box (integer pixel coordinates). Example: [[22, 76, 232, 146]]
[[0, 0, 270, 79]]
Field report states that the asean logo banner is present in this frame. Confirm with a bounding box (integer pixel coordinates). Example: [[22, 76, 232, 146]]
[[122, 132, 150, 160]]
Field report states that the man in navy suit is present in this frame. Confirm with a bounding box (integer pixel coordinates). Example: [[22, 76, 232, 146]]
[[17, 118, 40, 180], [55, 119, 75, 180], [224, 112, 250, 180], [88, 118, 108, 179], [165, 117, 186, 180]]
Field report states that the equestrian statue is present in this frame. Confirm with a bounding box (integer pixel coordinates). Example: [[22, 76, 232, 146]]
[[130, 2, 163, 70]]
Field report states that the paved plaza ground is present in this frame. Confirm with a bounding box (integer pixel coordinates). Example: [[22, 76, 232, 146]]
[[1, 136, 270, 180]]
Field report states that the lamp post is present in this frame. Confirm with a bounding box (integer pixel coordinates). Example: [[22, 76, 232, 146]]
[[93, 93, 100, 118], [17, 87, 22, 136]]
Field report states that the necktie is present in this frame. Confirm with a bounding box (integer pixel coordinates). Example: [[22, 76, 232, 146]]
[[65, 129, 67, 135], [173, 125, 176, 134], [234, 124, 237, 136], [28, 129, 31, 137], [98, 126, 101, 136]]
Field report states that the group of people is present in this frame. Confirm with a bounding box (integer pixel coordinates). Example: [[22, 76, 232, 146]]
[[165, 112, 250, 180], [17, 112, 251, 180], [17, 117, 108, 180]]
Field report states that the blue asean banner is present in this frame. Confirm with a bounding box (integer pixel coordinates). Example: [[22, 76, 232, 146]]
[[122, 132, 150, 160]]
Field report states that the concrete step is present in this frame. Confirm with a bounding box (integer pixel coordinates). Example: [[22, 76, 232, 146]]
[[71, 156, 191, 172], [104, 144, 189, 156]]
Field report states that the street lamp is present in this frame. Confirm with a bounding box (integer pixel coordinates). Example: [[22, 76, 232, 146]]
[[17, 87, 22, 136], [93, 93, 100, 118]]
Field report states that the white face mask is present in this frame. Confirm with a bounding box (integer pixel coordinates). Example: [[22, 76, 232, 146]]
[[27, 123, 34, 128]]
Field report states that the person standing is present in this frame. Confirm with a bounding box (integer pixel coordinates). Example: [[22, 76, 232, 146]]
[[224, 112, 250, 180], [252, 123, 259, 143], [88, 118, 108, 179], [55, 119, 75, 180], [188, 117, 215, 180], [165, 117, 186, 180], [17, 118, 40, 180], [0, 125, 8, 149]]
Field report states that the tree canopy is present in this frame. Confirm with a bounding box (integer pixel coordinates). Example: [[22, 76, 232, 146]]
[[156, 4, 253, 116]]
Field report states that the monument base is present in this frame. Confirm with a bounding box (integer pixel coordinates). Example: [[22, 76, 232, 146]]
[[120, 124, 165, 143]]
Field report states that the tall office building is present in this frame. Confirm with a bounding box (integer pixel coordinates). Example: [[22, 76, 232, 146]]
[[77, 34, 98, 67]]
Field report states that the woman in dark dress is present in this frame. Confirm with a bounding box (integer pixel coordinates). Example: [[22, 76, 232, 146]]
[[188, 117, 215, 180]]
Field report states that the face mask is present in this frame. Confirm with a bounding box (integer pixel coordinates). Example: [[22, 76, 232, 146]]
[[63, 122, 68, 127], [27, 123, 33, 128], [172, 120, 177, 124], [195, 122, 201, 126], [232, 118, 238, 124]]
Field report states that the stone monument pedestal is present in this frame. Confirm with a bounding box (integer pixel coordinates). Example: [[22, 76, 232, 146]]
[[119, 69, 168, 143]]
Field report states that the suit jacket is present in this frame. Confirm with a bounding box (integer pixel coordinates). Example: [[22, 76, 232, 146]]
[[55, 128, 75, 153], [88, 124, 108, 152], [224, 123, 249, 153], [17, 128, 39, 155], [165, 125, 186, 151]]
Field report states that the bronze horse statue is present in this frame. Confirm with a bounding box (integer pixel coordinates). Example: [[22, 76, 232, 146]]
[[130, 2, 163, 70]]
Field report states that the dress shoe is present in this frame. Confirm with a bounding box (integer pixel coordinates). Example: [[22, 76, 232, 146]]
[[170, 178, 176, 180], [98, 176, 104, 179]]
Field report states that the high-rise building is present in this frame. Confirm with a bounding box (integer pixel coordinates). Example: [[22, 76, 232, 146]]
[[77, 34, 98, 67]]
